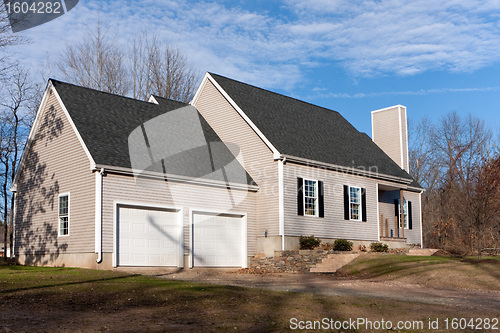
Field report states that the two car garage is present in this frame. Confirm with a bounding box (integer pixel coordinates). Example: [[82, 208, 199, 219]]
[[116, 205, 246, 268]]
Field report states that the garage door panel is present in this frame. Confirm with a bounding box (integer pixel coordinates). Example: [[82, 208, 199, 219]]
[[118, 206, 180, 267], [193, 213, 243, 267]]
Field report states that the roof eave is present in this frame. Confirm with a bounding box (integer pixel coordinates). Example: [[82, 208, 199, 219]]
[[94, 164, 259, 192], [281, 154, 414, 185]]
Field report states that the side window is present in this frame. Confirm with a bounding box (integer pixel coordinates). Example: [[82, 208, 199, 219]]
[[349, 186, 361, 221], [395, 199, 412, 229], [344, 185, 367, 222], [304, 179, 318, 216], [59, 194, 69, 236], [297, 178, 324, 217]]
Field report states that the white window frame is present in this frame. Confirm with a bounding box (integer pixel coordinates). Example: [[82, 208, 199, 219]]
[[58, 193, 70, 237], [398, 199, 409, 229], [303, 178, 319, 217], [349, 186, 362, 221]]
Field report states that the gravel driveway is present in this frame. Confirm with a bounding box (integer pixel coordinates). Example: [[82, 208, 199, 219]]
[[128, 268, 500, 312]]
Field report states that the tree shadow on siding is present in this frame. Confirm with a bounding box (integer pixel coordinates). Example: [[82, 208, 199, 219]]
[[15, 104, 68, 265]]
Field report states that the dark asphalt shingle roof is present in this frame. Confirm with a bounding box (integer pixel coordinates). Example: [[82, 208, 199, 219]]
[[51, 80, 256, 186], [209, 73, 419, 184]]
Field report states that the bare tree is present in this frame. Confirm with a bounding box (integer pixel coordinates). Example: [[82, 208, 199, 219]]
[[408, 117, 439, 190], [410, 111, 498, 255], [0, 3, 24, 80], [469, 156, 500, 258], [0, 65, 39, 258], [58, 20, 128, 95], [130, 33, 198, 102], [58, 22, 199, 102]]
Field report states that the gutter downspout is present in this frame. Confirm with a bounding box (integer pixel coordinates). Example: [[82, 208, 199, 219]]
[[278, 157, 285, 251], [419, 190, 424, 248], [95, 168, 104, 263], [11, 192, 16, 258]]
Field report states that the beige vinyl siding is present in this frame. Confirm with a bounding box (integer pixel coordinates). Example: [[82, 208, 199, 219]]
[[101, 173, 257, 255], [283, 162, 380, 241], [400, 109, 409, 171], [193, 79, 279, 237], [15, 89, 95, 258], [372, 106, 406, 170], [379, 190, 421, 245]]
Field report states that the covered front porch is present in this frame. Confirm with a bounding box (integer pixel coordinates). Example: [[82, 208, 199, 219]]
[[378, 184, 411, 245]]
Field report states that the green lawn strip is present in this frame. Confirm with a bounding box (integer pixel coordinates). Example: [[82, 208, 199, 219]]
[[338, 255, 458, 278], [0, 266, 131, 293], [336, 254, 500, 291]]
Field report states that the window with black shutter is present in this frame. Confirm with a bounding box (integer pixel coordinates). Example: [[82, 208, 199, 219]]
[[298, 178, 324, 217], [344, 185, 366, 221]]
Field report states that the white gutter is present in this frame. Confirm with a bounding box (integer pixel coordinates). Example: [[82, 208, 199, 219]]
[[12, 192, 16, 258], [94, 164, 259, 192], [281, 154, 414, 185], [95, 168, 104, 263], [419, 191, 424, 249], [376, 183, 380, 242], [278, 158, 285, 251]]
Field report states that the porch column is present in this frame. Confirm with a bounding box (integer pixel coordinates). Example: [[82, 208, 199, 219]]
[[400, 189, 405, 238]]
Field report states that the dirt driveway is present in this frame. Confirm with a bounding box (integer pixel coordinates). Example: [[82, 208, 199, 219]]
[[128, 268, 500, 312]]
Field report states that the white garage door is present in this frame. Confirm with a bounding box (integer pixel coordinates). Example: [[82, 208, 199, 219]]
[[193, 213, 244, 267], [118, 206, 181, 266]]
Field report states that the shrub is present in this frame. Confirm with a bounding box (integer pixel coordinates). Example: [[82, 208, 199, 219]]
[[370, 242, 389, 252], [299, 235, 321, 250], [333, 239, 353, 251]]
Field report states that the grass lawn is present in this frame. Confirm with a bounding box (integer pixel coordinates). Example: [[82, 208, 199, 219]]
[[0, 258, 498, 332], [336, 254, 500, 291]]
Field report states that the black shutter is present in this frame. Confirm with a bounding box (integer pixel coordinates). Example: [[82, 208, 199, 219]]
[[343, 185, 349, 220], [297, 178, 304, 216], [394, 199, 399, 224], [361, 188, 367, 222], [318, 181, 324, 218], [408, 201, 413, 230]]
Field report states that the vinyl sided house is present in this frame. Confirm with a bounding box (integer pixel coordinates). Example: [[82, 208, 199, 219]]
[[11, 73, 423, 269]]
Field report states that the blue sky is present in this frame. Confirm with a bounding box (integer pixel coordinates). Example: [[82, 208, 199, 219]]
[[8, 0, 500, 137]]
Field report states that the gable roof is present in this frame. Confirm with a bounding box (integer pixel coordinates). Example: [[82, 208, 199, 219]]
[[208, 73, 418, 184], [50, 80, 256, 186]]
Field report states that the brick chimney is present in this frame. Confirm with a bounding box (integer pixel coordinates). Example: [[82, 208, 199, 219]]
[[371, 105, 409, 171]]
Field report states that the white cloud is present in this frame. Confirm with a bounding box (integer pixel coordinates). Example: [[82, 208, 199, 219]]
[[8, 0, 500, 90], [314, 86, 500, 99], [284, 0, 500, 76]]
